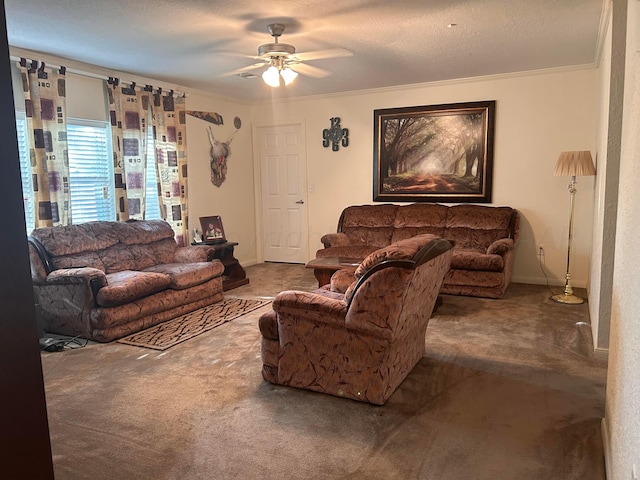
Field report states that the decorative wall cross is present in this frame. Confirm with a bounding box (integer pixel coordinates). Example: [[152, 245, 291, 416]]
[[322, 117, 349, 151]]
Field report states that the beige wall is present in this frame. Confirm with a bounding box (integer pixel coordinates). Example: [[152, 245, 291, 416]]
[[250, 68, 598, 287], [184, 93, 257, 265], [605, 0, 640, 477], [590, 2, 615, 352]]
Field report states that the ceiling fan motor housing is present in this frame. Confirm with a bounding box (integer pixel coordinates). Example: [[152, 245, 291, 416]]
[[259, 23, 296, 58], [258, 42, 296, 57]]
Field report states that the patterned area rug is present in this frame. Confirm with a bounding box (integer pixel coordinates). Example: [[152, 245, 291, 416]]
[[117, 297, 271, 350]]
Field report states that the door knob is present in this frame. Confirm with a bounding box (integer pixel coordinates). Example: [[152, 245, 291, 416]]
[[295, 200, 305, 204]]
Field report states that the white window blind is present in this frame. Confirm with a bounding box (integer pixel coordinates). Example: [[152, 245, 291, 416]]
[[15, 114, 35, 232], [67, 119, 115, 223], [16, 115, 160, 231], [145, 127, 162, 220]]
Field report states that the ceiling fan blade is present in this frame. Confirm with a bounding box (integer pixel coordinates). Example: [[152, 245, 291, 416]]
[[216, 50, 255, 58], [294, 48, 353, 62], [290, 62, 331, 78], [222, 62, 267, 77]]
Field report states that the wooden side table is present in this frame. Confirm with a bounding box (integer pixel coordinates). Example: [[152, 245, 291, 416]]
[[192, 241, 249, 291]]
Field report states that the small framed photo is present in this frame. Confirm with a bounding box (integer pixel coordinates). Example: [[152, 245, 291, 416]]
[[199, 215, 226, 244]]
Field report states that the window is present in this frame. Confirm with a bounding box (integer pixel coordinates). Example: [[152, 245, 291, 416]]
[[67, 119, 115, 224], [17, 117, 115, 230], [15, 113, 35, 232], [16, 115, 162, 233], [145, 127, 162, 220]]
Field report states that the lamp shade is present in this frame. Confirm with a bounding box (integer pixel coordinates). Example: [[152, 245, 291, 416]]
[[553, 151, 596, 177], [280, 67, 298, 85], [262, 66, 281, 87]]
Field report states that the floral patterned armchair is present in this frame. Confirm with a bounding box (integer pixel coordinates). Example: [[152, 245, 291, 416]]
[[259, 234, 452, 405]]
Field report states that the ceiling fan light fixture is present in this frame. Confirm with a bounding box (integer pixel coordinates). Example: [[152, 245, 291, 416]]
[[280, 67, 298, 85], [262, 65, 281, 87]]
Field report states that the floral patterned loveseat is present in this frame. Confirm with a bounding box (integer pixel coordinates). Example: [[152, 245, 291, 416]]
[[28, 220, 224, 342], [317, 203, 520, 299]]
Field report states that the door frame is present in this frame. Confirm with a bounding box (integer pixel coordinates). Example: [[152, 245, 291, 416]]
[[251, 120, 309, 263]]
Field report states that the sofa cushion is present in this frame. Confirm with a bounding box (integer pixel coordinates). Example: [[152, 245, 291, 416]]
[[30, 221, 118, 256], [143, 262, 224, 290], [96, 270, 172, 307], [341, 204, 398, 248], [391, 227, 446, 244], [343, 226, 395, 248], [97, 237, 180, 273], [341, 204, 398, 228], [31, 220, 179, 275], [355, 234, 438, 277], [390, 204, 448, 243], [444, 269, 504, 288], [444, 205, 514, 249], [52, 251, 106, 272], [90, 277, 224, 332], [450, 249, 504, 272], [315, 245, 379, 259], [118, 219, 175, 245], [312, 285, 348, 301], [330, 269, 356, 293], [394, 203, 449, 228]]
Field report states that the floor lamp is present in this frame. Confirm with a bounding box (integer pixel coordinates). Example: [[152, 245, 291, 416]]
[[552, 150, 596, 304]]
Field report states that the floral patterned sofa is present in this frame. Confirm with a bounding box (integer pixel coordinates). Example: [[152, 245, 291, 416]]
[[28, 220, 225, 342], [317, 203, 520, 299], [259, 234, 452, 405]]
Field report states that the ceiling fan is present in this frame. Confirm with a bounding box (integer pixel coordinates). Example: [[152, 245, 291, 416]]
[[231, 23, 352, 87]]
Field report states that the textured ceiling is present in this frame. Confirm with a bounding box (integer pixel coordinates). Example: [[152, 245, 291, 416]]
[[4, 0, 604, 101]]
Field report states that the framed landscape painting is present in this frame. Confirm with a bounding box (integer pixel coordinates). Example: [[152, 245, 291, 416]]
[[373, 100, 495, 203]]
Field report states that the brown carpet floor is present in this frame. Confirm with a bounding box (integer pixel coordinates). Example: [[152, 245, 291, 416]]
[[40, 263, 607, 479]]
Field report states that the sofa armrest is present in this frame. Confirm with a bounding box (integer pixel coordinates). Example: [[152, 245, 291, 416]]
[[47, 267, 106, 285], [273, 290, 349, 325], [274, 290, 347, 315], [174, 246, 209, 263], [320, 233, 350, 248], [273, 290, 394, 340], [486, 238, 515, 256], [46, 267, 107, 299]]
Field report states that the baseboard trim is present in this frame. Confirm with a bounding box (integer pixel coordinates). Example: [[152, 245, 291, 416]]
[[594, 347, 609, 361], [601, 417, 611, 479], [510, 275, 586, 288]]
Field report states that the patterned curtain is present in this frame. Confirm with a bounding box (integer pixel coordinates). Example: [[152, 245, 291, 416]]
[[20, 60, 70, 227], [150, 92, 189, 246], [106, 80, 151, 221]]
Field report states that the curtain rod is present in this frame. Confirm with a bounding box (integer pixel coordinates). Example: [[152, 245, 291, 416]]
[[9, 54, 188, 97]]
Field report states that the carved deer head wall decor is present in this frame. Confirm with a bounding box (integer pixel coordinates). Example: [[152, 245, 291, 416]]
[[207, 116, 241, 187], [184, 111, 242, 188]]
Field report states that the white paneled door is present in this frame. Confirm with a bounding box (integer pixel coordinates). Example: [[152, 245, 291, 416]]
[[257, 124, 308, 263]]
